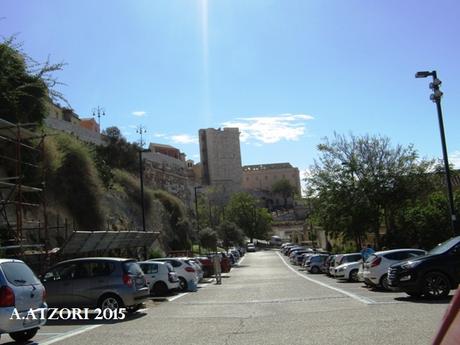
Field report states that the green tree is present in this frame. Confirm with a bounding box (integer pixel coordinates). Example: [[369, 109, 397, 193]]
[[96, 126, 139, 174], [391, 191, 453, 249], [0, 37, 65, 124], [217, 221, 244, 250], [199, 227, 218, 251], [272, 178, 296, 208], [307, 133, 435, 249], [226, 192, 272, 242]]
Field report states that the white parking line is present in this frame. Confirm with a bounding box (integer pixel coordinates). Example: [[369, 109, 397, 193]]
[[39, 325, 102, 345], [276, 251, 377, 305], [167, 292, 189, 302]]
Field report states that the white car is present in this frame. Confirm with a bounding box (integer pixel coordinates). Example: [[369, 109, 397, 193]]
[[334, 259, 362, 282], [247, 243, 256, 252], [362, 249, 426, 290], [149, 258, 199, 292], [138, 261, 180, 295], [330, 253, 361, 278], [0, 259, 47, 343]]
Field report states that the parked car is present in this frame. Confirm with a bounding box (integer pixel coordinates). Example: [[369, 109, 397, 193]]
[[328, 255, 343, 277], [286, 246, 305, 257], [42, 257, 149, 312], [228, 249, 241, 262], [362, 249, 426, 290], [334, 259, 362, 282], [282, 245, 299, 255], [388, 236, 460, 298], [331, 253, 362, 279], [290, 249, 309, 264], [138, 261, 180, 296], [151, 258, 199, 292], [0, 259, 47, 342], [247, 243, 256, 252], [218, 253, 232, 273], [323, 255, 336, 274], [196, 257, 213, 277], [184, 258, 204, 281], [305, 254, 329, 274]]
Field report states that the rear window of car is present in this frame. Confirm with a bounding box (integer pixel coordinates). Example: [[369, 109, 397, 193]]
[[123, 261, 143, 276], [1, 262, 40, 286], [166, 263, 174, 272], [165, 259, 181, 267], [140, 263, 158, 274]]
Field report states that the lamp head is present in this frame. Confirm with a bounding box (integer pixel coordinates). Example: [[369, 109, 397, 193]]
[[415, 71, 433, 78]]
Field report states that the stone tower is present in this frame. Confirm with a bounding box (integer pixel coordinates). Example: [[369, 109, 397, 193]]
[[199, 127, 243, 197]]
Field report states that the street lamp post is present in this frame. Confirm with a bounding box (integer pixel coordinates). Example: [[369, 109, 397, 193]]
[[416, 70, 458, 234], [92, 106, 105, 131], [194, 185, 202, 253], [136, 125, 147, 233]]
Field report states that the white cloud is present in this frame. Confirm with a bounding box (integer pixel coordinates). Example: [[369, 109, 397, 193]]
[[132, 111, 147, 117], [450, 151, 460, 169], [153, 132, 167, 138], [170, 134, 198, 144], [222, 113, 314, 144]]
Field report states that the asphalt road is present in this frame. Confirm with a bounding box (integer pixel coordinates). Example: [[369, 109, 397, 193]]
[[1, 250, 451, 344]]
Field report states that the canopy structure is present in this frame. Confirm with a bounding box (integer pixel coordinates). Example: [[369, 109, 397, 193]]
[[60, 231, 161, 254]]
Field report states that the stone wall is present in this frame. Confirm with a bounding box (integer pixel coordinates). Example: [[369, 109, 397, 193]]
[[45, 117, 105, 146]]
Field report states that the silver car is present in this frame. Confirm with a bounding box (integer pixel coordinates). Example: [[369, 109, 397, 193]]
[[42, 257, 149, 311], [0, 259, 47, 343]]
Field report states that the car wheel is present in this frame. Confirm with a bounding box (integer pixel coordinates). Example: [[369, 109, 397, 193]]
[[422, 272, 450, 299], [10, 328, 38, 342], [349, 269, 359, 282], [99, 294, 124, 310], [310, 266, 319, 274], [380, 274, 391, 291], [178, 277, 188, 292], [153, 281, 168, 296]]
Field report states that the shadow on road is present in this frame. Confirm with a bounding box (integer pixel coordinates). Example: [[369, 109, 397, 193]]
[[394, 295, 453, 304]]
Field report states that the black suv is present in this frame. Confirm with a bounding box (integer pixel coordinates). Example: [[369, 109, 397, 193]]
[[388, 236, 460, 298]]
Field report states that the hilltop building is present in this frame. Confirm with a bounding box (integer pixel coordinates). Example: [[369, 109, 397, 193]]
[[199, 128, 243, 197], [242, 163, 301, 209], [44, 101, 104, 145]]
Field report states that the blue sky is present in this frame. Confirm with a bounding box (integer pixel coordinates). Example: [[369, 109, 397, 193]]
[[2, 0, 460, 177]]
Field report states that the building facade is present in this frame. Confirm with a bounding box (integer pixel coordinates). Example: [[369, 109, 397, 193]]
[[242, 163, 301, 209], [199, 128, 243, 197]]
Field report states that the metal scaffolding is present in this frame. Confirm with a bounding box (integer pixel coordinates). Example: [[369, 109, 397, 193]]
[[0, 118, 48, 258]]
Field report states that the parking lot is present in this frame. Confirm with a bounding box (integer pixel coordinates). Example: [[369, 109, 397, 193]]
[[277, 251, 456, 305], [0, 280, 215, 345], [0, 251, 451, 345]]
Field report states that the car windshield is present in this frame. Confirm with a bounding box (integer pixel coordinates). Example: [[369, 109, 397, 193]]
[[428, 237, 460, 255]]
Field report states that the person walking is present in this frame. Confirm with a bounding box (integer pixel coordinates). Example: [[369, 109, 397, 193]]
[[212, 253, 222, 285], [361, 244, 375, 261]]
